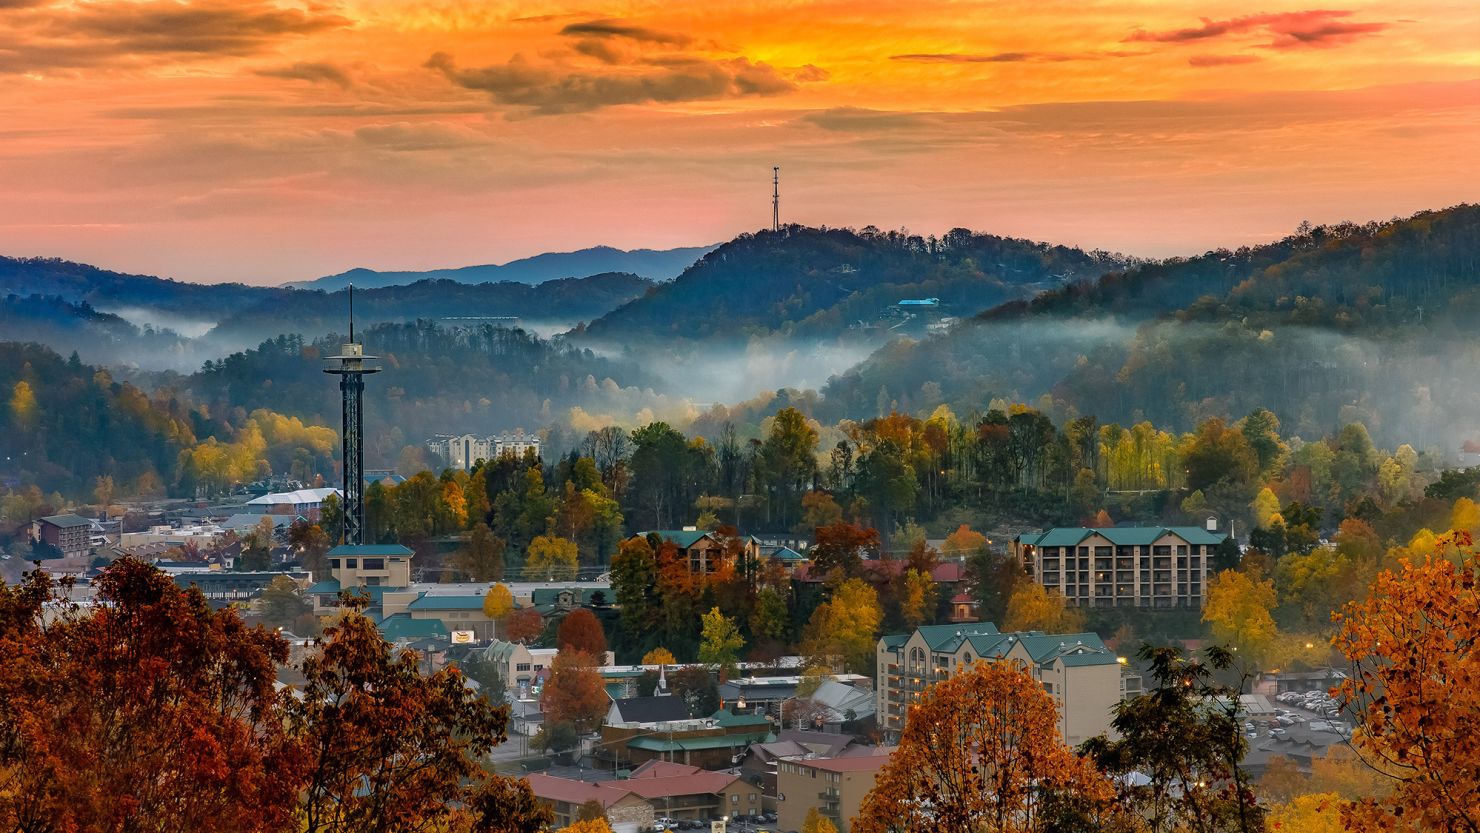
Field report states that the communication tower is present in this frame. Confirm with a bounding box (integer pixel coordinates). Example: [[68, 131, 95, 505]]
[[323, 285, 380, 545], [772, 166, 780, 232]]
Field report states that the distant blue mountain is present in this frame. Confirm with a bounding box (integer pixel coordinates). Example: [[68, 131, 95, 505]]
[[290, 244, 715, 290]]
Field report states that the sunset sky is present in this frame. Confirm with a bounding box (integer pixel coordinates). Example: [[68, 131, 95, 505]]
[[2, 0, 1477, 284]]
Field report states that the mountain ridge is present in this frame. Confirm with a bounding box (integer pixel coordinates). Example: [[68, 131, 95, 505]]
[[290, 244, 716, 290]]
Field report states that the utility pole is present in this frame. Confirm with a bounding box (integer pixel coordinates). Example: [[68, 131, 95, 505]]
[[772, 166, 780, 232]]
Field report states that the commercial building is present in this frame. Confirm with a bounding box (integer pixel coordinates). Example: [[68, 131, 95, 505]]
[[599, 706, 774, 770], [876, 623, 1120, 747], [425, 431, 542, 471], [775, 748, 894, 833], [1010, 526, 1229, 609], [527, 762, 763, 831], [628, 529, 761, 577], [245, 487, 340, 521], [31, 514, 96, 559]]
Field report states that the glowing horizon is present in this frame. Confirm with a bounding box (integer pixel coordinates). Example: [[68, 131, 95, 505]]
[[1, 0, 1476, 284]]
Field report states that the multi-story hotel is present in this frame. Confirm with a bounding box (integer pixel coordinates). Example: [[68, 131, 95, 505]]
[[876, 623, 1121, 747], [1010, 526, 1228, 610], [425, 431, 542, 471]]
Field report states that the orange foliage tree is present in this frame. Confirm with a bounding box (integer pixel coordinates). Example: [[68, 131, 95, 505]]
[[557, 608, 608, 658], [1332, 531, 1480, 832], [505, 607, 545, 643], [853, 661, 1116, 833], [541, 650, 607, 732], [289, 599, 547, 833], [0, 559, 303, 833]]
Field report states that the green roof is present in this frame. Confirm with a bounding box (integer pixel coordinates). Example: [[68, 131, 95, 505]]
[[1022, 527, 1231, 549], [914, 622, 1000, 651], [378, 613, 449, 642], [709, 709, 772, 728], [408, 594, 485, 611], [529, 587, 605, 606], [765, 546, 807, 562], [329, 544, 414, 557], [1016, 632, 1116, 667], [880, 634, 908, 650], [307, 578, 341, 595], [634, 530, 711, 549], [1165, 526, 1231, 545], [628, 732, 769, 752]]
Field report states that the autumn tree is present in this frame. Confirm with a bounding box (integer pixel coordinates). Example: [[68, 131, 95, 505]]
[[527, 533, 579, 581], [457, 523, 506, 582], [289, 599, 541, 833], [854, 661, 1116, 833], [941, 524, 988, 557], [670, 666, 720, 717], [749, 586, 790, 646], [1202, 568, 1278, 661], [1083, 645, 1263, 833], [810, 522, 880, 580], [801, 577, 882, 673], [698, 606, 745, 679], [641, 647, 676, 665], [899, 567, 938, 629], [558, 817, 613, 833], [1264, 794, 1344, 833], [801, 807, 839, 833], [505, 607, 545, 644], [290, 519, 332, 576], [483, 583, 513, 637], [1332, 532, 1480, 833], [1002, 582, 1085, 633], [557, 608, 608, 658], [610, 535, 659, 658], [574, 799, 607, 823], [0, 559, 303, 833], [540, 650, 607, 732], [258, 573, 309, 632]]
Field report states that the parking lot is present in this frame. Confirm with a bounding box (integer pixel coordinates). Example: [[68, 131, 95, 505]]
[[1247, 689, 1352, 741], [652, 811, 781, 832]]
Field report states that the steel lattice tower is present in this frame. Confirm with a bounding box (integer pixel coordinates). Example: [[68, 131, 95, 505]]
[[323, 286, 380, 545]]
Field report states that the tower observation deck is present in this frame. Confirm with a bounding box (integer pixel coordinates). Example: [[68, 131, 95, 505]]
[[323, 286, 380, 545]]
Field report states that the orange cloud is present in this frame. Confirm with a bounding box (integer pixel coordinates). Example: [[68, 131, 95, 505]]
[[1127, 10, 1390, 49]]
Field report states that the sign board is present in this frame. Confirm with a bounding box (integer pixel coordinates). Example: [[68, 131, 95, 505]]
[[450, 630, 476, 644], [710, 821, 726, 833]]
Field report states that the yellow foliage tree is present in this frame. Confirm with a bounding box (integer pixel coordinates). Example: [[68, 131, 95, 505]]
[[526, 534, 579, 581], [1202, 569, 1278, 660], [641, 648, 675, 666], [1251, 486, 1281, 530], [800, 578, 881, 673], [854, 661, 1117, 833], [441, 479, 468, 529], [1452, 497, 1480, 535], [1332, 534, 1480, 832], [1002, 583, 1085, 634], [9, 381, 36, 426], [801, 807, 838, 833], [1266, 793, 1345, 833], [899, 567, 938, 629], [558, 817, 613, 833], [482, 583, 513, 625]]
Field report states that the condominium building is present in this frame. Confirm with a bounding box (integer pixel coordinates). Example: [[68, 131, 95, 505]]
[[426, 431, 542, 471], [1010, 526, 1228, 610], [876, 623, 1121, 747]]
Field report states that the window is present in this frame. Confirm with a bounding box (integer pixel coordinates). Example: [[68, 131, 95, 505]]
[[749, 793, 757, 802], [345, 558, 357, 569], [516, 663, 531, 672], [362, 558, 384, 570], [731, 795, 738, 804], [330, 559, 340, 569]]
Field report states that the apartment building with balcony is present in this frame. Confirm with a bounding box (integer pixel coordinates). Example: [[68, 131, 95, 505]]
[[1010, 526, 1228, 610], [876, 623, 1120, 747], [775, 749, 894, 833]]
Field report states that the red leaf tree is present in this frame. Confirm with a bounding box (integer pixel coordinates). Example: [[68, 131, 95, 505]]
[[557, 608, 608, 658]]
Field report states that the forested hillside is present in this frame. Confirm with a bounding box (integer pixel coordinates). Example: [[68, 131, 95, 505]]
[[0, 256, 283, 318], [185, 321, 666, 468], [207, 273, 653, 343], [295, 244, 712, 290], [825, 205, 1480, 448], [578, 225, 1128, 343], [0, 295, 192, 368]]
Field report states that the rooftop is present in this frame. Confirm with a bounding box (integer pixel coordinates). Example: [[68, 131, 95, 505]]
[[328, 544, 414, 557], [37, 513, 94, 528]]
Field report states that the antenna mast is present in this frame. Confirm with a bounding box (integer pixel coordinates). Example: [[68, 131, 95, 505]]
[[324, 282, 380, 545], [772, 166, 780, 232], [348, 283, 355, 342]]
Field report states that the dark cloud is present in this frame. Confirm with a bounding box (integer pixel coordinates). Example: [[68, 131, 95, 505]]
[[1126, 10, 1388, 49], [0, 0, 350, 73], [1188, 54, 1261, 67], [255, 61, 353, 87], [559, 18, 693, 46], [801, 107, 929, 132], [426, 51, 807, 115]]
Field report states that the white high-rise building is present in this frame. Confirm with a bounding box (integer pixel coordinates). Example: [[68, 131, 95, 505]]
[[426, 431, 541, 471]]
